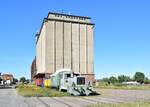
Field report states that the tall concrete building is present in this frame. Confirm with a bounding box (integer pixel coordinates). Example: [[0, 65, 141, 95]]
[[35, 12, 95, 82], [31, 57, 37, 81]]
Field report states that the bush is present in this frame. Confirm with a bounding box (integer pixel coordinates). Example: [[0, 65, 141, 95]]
[[134, 72, 145, 84], [17, 85, 71, 97], [118, 75, 130, 83], [114, 83, 123, 87], [109, 76, 118, 84], [144, 77, 150, 84]]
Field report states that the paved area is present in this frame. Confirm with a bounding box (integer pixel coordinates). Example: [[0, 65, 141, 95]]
[[0, 88, 150, 107], [0, 88, 27, 107]]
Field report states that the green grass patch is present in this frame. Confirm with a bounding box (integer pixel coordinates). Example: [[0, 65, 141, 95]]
[[17, 85, 71, 97], [87, 101, 150, 107], [96, 82, 150, 90]]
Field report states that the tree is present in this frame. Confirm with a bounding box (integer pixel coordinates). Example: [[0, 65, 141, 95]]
[[12, 78, 18, 84], [0, 73, 2, 84], [102, 77, 110, 84], [118, 75, 130, 83], [19, 77, 26, 83], [0, 78, 2, 84], [134, 72, 145, 84], [13, 78, 18, 82], [144, 77, 150, 84], [26, 79, 30, 84], [109, 76, 118, 84], [102, 78, 110, 82]]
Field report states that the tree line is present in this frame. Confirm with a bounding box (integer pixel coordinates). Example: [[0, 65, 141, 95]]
[[100, 72, 150, 84], [19, 77, 30, 84]]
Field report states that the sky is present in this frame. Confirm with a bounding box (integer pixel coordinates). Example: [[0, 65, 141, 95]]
[[0, 0, 150, 79]]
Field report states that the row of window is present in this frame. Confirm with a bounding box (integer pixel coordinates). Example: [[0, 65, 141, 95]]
[[55, 14, 86, 20]]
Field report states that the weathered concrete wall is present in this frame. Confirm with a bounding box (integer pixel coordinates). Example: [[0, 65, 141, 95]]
[[45, 21, 55, 74], [55, 22, 63, 71], [64, 22, 71, 69], [36, 23, 46, 74], [87, 25, 94, 74], [72, 23, 79, 73], [80, 24, 87, 74], [41, 24, 46, 73]]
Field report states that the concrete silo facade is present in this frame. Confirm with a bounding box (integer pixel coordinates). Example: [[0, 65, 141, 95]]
[[35, 12, 95, 82]]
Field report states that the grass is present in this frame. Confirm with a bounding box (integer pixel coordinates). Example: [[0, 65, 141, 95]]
[[17, 85, 71, 97], [96, 82, 150, 90], [87, 101, 150, 107]]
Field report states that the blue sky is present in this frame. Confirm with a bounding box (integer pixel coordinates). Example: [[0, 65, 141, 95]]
[[0, 0, 150, 79]]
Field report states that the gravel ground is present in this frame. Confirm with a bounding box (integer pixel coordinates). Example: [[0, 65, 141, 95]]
[[97, 89, 150, 102], [0, 88, 150, 107]]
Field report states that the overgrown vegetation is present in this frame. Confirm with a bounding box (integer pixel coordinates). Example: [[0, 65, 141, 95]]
[[96, 72, 150, 90], [99, 72, 150, 84], [19, 77, 30, 84], [96, 81, 150, 90], [17, 85, 71, 97], [87, 101, 150, 107], [134, 72, 146, 84]]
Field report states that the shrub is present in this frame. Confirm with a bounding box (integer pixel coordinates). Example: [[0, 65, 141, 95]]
[[17, 85, 71, 97]]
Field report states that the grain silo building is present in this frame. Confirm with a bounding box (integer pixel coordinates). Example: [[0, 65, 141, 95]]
[[35, 12, 95, 82]]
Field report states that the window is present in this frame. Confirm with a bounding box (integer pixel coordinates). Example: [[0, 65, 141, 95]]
[[77, 77, 85, 85], [64, 74, 71, 79]]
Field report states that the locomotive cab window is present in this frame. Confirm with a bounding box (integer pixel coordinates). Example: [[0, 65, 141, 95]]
[[77, 77, 85, 85], [64, 74, 71, 79]]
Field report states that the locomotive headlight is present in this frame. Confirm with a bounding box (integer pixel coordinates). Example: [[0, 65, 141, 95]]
[[65, 80, 68, 83]]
